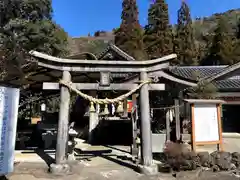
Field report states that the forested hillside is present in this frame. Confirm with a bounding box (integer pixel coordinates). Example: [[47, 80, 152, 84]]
[[193, 9, 240, 39], [69, 7, 240, 66]]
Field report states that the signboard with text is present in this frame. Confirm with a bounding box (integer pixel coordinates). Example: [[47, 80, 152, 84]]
[[0, 86, 20, 175], [194, 104, 219, 142], [184, 99, 224, 152]]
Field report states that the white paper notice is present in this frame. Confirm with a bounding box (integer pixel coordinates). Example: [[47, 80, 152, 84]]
[[0, 86, 20, 175], [194, 104, 219, 142]]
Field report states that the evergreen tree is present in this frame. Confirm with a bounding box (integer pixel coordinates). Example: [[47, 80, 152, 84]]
[[144, 0, 173, 59], [203, 17, 234, 65], [114, 0, 146, 60], [174, 0, 196, 65], [0, 0, 69, 80], [231, 18, 240, 64], [237, 18, 240, 39]]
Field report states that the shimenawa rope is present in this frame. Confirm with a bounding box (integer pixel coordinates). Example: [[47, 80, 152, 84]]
[[59, 79, 152, 104]]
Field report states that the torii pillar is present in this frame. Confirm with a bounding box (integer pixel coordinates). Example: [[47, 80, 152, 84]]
[[139, 71, 158, 174], [50, 71, 72, 174]]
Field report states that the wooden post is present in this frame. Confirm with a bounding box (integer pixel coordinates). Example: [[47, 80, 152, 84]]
[[139, 72, 153, 166], [174, 99, 181, 141], [88, 91, 99, 144], [217, 104, 223, 151], [89, 109, 97, 144], [190, 104, 196, 152], [55, 71, 71, 164], [166, 112, 170, 141], [123, 99, 128, 118], [131, 94, 138, 156]]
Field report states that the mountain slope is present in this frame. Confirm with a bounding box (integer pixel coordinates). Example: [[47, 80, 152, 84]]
[[193, 9, 240, 40], [67, 9, 240, 57]]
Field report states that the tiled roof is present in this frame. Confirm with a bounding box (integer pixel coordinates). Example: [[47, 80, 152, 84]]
[[213, 79, 240, 90], [167, 66, 240, 90], [96, 43, 135, 61], [168, 66, 227, 80]]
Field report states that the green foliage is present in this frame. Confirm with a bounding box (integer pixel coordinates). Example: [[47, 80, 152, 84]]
[[202, 17, 235, 65], [192, 9, 240, 65], [188, 81, 218, 99], [236, 18, 240, 39], [174, 1, 197, 65], [231, 18, 240, 63], [188, 71, 218, 99], [87, 39, 109, 55], [0, 0, 69, 80], [193, 9, 240, 41], [114, 0, 147, 60], [63, 8, 240, 66], [144, 0, 173, 59]]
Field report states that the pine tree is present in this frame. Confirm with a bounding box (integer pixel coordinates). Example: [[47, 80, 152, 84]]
[[144, 0, 173, 59], [114, 0, 146, 60], [203, 17, 234, 65], [174, 0, 196, 65]]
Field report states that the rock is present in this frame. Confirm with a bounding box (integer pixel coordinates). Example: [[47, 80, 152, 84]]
[[165, 142, 203, 171], [231, 170, 240, 178], [211, 151, 232, 171], [212, 165, 220, 172], [158, 163, 172, 173], [197, 151, 213, 167], [232, 152, 240, 167], [49, 163, 71, 175], [230, 163, 237, 170], [180, 151, 200, 171]]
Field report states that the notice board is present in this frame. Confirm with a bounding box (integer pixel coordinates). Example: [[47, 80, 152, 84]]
[[194, 104, 219, 142], [184, 99, 224, 152]]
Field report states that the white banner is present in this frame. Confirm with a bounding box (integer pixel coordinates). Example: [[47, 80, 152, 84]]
[[0, 86, 20, 175]]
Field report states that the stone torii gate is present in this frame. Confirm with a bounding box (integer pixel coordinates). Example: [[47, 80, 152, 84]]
[[29, 50, 177, 174]]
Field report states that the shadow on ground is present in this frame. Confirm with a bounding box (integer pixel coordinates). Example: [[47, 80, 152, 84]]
[[35, 149, 55, 166], [20, 149, 55, 167], [74, 148, 141, 173]]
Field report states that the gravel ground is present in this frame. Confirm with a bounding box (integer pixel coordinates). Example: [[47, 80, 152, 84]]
[[5, 137, 240, 180], [5, 157, 240, 180]]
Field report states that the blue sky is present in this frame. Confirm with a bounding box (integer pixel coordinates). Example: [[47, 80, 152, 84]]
[[52, 0, 240, 37]]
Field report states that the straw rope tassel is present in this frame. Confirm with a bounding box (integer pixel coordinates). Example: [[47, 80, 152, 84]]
[[89, 101, 95, 112], [116, 101, 124, 113], [103, 103, 109, 115]]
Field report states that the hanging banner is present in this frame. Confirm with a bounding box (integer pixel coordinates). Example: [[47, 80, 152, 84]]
[[0, 86, 20, 175], [127, 100, 133, 113]]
